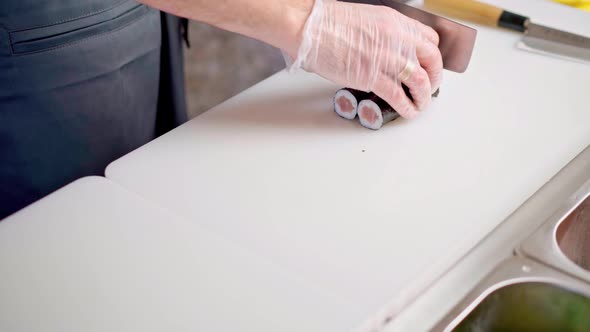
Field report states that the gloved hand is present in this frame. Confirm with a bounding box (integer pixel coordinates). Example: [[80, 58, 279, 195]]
[[285, 0, 443, 119]]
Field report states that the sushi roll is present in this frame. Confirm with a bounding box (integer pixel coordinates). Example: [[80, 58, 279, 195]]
[[333, 88, 371, 120], [357, 94, 400, 130], [358, 87, 441, 130], [400, 84, 441, 101]]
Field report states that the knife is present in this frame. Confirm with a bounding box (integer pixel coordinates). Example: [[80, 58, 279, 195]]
[[340, 0, 478, 73], [380, 0, 478, 73], [424, 0, 590, 63]]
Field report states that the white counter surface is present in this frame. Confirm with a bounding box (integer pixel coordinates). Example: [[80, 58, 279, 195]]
[[0, 177, 343, 332], [104, 0, 590, 330]]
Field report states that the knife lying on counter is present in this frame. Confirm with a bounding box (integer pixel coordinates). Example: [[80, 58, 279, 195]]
[[423, 0, 590, 63]]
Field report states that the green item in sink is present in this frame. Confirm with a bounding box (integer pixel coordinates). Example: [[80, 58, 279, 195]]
[[452, 282, 590, 332]]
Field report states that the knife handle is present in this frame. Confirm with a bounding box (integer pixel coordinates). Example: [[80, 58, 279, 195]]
[[424, 0, 530, 32]]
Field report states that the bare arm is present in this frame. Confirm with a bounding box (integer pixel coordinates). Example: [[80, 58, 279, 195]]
[[138, 0, 314, 58], [141, 0, 444, 116]]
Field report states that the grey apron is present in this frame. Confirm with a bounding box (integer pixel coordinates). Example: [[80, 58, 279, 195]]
[[0, 0, 189, 218]]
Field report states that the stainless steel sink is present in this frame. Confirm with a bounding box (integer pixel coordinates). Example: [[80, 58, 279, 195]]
[[557, 195, 590, 272], [384, 145, 590, 332], [431, 159, 590, 331], [451, 283, 590, 331], [435, 182, 590, 331], [433, 258, 590, 331], [519, 178, 590, 283]]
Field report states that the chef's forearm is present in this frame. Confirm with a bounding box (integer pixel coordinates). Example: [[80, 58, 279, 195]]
[[138, 0, 314, 57]]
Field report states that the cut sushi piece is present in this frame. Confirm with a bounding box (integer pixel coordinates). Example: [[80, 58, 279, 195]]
[[358, 87, 441, 130], [333, 88, 371, 120], [358, 94, 400, 130]]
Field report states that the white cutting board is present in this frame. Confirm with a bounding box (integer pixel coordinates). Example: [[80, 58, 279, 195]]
[[106, 0, 590, 330], [0, 177, 342, 332]]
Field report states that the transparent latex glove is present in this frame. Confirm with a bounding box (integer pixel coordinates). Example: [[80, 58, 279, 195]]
[[285, 0, 443, 119]]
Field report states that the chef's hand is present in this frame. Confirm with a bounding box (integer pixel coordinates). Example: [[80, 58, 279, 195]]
[[284, 0, 443, 118], [138, 0, 441, 118]]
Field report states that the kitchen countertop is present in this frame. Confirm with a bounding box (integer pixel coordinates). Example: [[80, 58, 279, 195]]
[[385, 144, 590, 331], [0, 177, 345, 332], [1, 1, 588, 331], [105, 0, 590, 330], [382, 1, 590, 330]]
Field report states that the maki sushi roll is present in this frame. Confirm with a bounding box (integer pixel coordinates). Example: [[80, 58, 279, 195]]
[[333, 88, 371, 120], [357, 94, 400, 130], [358, 86, 441, 130]]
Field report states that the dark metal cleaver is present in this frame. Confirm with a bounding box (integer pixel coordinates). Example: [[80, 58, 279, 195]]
[[341, 0, 478, 73], [379, 0, 477, 73]]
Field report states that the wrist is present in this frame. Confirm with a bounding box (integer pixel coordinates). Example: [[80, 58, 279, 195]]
[[277, 0, 314, 59]]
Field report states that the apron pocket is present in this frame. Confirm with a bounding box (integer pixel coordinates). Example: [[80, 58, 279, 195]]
[[9, 1, 148, 55]]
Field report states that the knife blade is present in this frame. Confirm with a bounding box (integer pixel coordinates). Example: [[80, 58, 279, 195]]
[[519, 24, 590, 63], [380, 0, 478, 73], [423, 0, 590, 63], [340, 0, 478, 73]]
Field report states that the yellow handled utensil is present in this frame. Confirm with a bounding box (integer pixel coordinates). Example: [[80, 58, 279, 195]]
[[553, 0, 590, 12]]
